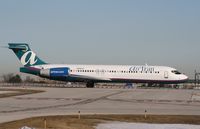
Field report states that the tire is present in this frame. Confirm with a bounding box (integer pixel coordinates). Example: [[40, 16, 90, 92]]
[[86, 82, 94, 88]]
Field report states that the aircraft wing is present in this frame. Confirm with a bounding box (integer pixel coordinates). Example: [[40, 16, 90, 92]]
[[69, 74, 111, 81]]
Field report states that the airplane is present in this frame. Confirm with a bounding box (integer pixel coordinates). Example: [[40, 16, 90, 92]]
[[8, 43, 188, 88]]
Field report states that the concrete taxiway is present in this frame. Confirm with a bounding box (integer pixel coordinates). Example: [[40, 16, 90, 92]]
[[0, 86, 200, 123]]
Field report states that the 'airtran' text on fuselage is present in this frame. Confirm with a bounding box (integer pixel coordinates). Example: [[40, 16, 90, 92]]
[[129, 66, 154, 72]]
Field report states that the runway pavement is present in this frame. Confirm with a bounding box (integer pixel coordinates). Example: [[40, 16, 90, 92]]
[[0, 86, 200, 123]]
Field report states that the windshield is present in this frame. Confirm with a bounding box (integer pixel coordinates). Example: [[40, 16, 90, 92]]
[[171, 70, 181, 75]]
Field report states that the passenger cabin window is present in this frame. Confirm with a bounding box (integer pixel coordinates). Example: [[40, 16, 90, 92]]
[[172, 70, 181, 75]]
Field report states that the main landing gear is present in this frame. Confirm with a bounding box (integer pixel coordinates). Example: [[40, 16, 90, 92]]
[[86, 82, 94, 88]]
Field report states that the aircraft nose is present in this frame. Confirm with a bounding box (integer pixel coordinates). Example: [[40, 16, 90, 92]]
[[182, 74, 188, 81]]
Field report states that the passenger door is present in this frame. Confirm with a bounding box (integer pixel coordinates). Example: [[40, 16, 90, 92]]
[[164, 71, 168, 79]]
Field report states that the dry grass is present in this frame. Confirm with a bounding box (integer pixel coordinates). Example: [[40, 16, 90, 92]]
[[0, 116, 99, 129], [0, 115, 200, 129], [0, 88, 44, 98]]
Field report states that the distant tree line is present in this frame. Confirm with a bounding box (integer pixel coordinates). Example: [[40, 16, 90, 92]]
[[0, 73, 62, 83], [1, 73, 38, 83], [2, 73, 22, 83]]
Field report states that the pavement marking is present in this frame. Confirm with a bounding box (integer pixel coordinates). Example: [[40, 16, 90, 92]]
[[0, 90, 127, 114]]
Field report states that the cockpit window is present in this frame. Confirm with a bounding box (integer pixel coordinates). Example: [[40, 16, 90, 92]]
[[171, 70, 181, 75]]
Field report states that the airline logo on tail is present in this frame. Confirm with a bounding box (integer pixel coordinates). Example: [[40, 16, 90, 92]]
[[8, 43, 46, 66], [21, 50, 38, 66]]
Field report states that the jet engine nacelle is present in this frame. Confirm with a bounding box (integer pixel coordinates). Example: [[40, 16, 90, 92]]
[[40, 67, 70, 77]]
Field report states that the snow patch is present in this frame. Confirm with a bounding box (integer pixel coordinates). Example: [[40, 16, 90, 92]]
[[96, 122, 200, 129]]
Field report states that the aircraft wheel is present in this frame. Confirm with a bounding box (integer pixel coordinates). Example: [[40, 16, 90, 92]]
[[86, 82, 94, 88]]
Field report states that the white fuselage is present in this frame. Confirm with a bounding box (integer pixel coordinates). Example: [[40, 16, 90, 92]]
[[35, 64, 188, 83]]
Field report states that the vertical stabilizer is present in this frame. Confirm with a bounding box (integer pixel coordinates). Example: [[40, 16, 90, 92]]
[[8, 43, 46, 66]]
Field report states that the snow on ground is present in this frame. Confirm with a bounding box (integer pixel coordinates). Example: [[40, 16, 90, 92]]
[[96, 122, 200, 129]]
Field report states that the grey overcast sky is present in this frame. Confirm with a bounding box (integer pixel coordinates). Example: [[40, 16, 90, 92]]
[[0, 0, 200, 78]]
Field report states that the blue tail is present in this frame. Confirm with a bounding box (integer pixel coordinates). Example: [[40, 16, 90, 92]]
[[8, 43, 46, 66]]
